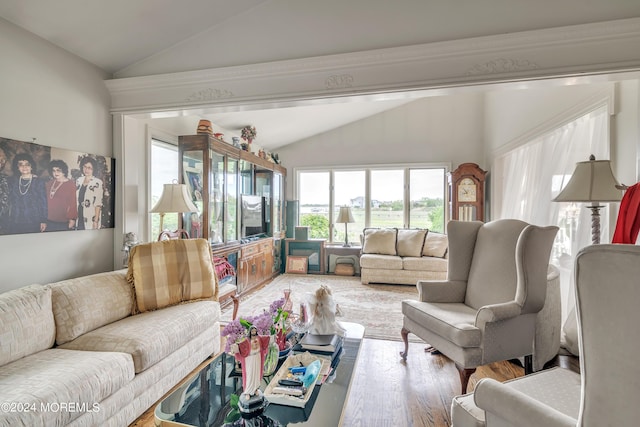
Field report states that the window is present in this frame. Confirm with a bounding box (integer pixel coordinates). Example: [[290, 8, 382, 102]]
[[297, 165, 446, 245], [150, 139, 178, 239], [334, 170, 365, 244], [298, 171, 330, 239], [494, 104, 610, 322], [370, 169, 404, 229]]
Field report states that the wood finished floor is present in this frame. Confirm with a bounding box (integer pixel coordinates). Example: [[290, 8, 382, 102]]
[[130, 336, 579, 427], [131, 279, 580, 427]]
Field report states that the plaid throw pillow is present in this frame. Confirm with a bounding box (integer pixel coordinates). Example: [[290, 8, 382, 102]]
[[127, 239, 217, 313]]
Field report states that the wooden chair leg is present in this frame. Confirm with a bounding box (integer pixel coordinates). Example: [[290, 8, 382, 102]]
[[456, 365, 476, 394], [231, 295, 239, 320], [400, 327, 410, 361]]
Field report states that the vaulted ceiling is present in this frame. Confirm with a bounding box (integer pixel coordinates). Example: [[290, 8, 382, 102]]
[[3, 0, 640, 149]]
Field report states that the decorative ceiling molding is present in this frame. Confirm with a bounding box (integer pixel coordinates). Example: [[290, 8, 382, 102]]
[[106, 17, 640, 114], [466, 58, 539, 75]]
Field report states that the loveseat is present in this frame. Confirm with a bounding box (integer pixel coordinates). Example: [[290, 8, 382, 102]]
[[360, 228, 448, 285], [0, 239, 221, 427]]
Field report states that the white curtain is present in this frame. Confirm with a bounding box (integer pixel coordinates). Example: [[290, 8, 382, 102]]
[[494, 105, 610, 355]]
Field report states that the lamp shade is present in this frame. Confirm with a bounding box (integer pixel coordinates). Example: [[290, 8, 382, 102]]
[[553, 155, 623, 203], [150, 184, 198, 214], [335, 206, 355, 224]]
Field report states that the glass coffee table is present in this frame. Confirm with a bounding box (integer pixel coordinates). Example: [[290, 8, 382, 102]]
[[155, 321, 364, 426]]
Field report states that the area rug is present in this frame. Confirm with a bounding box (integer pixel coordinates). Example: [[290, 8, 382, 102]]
[[220, 274, 422, 342]]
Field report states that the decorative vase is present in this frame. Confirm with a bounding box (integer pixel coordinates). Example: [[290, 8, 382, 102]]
[[283, 289, 293, 313], [262, 337, 279, 377]]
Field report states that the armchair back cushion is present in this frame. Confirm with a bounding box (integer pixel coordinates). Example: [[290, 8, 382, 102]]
[[127, 238, 217, 313], [464, 219, 528, 310], [0, 285, 55, 365], [575, 244, 640, 425]]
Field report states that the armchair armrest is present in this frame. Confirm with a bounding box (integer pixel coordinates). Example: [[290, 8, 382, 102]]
[[475, 301, 521, 329], [416, 280, 466, 303], [474, 378, 576, 427]]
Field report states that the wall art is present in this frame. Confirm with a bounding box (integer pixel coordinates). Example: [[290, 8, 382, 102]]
[[0, 137, 115, 235]]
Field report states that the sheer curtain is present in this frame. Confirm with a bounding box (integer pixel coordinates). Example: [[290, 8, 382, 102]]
[[493, 105, 609, 355]]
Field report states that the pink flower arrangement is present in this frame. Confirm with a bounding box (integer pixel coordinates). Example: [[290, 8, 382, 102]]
[[221, 297, 290, 353]]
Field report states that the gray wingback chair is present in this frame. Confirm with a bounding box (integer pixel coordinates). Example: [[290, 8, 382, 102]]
[[400, 219, 558, 393], [465, 244, 640, 427]]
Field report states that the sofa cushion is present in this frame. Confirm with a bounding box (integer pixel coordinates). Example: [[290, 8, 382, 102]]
[[59, 300, 220, 373], [0, 348, 134, 426], [0, 284, 55, 366], [422, 231, 448, 258], [402, 256, 448, 272], [362, 228, 397, 255], [397, 229, 428, 257], [359, 254, 403, 270], [402, 300, 481, 347], [127, 239, 217, 313], [50, 269, 134, 345]]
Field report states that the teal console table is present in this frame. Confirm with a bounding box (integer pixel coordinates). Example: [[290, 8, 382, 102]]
[[284, 238, 326, 274]]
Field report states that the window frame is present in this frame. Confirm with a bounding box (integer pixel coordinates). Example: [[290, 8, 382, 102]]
[[294, 162, 450, 244]]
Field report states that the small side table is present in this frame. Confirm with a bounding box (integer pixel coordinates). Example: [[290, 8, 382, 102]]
[[325, 245, 362, 275], [284, 238, 326, 274]]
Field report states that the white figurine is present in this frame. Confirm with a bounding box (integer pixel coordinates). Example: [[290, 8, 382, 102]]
[[307, 284, 345, 335]]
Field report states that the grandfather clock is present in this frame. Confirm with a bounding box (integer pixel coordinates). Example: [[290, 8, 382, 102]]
[[448, 163, 487, 222]]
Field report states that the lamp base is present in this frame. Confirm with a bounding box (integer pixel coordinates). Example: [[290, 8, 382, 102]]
[[587, 205, 603, 245]]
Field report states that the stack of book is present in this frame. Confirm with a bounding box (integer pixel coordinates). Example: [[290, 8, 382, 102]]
[[294, 333, 343, 368]]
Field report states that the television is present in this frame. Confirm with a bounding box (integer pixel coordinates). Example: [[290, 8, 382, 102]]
[[241, 194, 266, 238]]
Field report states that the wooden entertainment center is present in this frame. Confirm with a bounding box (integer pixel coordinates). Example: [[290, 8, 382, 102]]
[[178, 134, 286, 297]]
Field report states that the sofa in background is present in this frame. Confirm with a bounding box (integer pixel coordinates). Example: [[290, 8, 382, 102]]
[[360, 228, 448, 285], [0, 239, 221, 427]]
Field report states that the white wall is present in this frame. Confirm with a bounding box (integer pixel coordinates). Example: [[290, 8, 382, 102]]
[[0, 19, 112, 291], [277, 94, 485, 199]]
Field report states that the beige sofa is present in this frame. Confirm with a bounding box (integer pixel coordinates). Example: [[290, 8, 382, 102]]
[[0, 239, 221, 427], [360, 228, 448, 285]]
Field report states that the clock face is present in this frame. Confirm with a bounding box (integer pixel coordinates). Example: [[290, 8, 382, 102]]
[[458, 178, 477, 202]]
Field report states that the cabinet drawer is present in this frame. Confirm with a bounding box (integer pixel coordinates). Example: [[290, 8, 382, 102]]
[[258, 241, 272, 253], [241, 244, 260, 257]]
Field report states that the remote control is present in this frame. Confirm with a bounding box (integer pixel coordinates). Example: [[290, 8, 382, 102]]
[[272, 386, 304, 396], [279, 378, 303, 387]]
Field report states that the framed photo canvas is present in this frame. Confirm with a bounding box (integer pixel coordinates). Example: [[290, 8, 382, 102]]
[[286, 256, 308, 274]]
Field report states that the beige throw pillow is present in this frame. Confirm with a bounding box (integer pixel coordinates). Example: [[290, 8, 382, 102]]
[[422, 232, 448, 258], [397, 229, 428, 257], [362, 228, 398, 255]]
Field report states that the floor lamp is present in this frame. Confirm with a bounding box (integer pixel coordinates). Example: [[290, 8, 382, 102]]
[[150, 183, 198, 240], [553, 155, 623, 244], [335, 206, 355, 247]]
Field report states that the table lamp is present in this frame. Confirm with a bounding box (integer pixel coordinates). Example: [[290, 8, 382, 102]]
[[335, 206, 355, 247], [553, 154, 623, 244], [150, 183, 198, 239]]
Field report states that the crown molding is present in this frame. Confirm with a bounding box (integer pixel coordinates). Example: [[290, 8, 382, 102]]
[[106, 17, 640, 114]]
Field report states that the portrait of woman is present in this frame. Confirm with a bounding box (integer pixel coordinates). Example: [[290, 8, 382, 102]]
[[45, 159, 77, 232], [6, 153, 47, 234], [0, 147, 10, 234], [76, 156, 104, 230]]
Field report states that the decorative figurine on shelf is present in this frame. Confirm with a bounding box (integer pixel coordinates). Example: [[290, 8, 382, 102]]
[[232, 137, 240, 148], [229, 326, 270, 414], [241, 125, 257, 153], [307, 284, 345, 335], [196, 119, 213, 135]]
